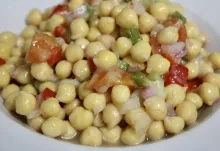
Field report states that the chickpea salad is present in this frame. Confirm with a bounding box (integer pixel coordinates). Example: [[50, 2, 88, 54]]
[[0, 0, 219, 147]]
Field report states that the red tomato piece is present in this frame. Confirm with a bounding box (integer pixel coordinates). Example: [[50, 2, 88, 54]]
[[88, 57, 97, 73], [186, 78, 202, 92], [178, 24, 187, 42], [54, 24, 66, 37], [42, 88, 56, 100], [26, 33, 62, 66], [0, 58, 5, 66], [50, 4, 69, 18], [164, 64, 188, 86]]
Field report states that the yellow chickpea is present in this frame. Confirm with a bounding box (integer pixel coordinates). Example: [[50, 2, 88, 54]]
[[146, 54, 170, 75], [168, 2, 184, 14], [21, 84, 37, 95], [185, 39, 202, 60], [102, 103, 122, 128], [141, 34, 150, 42], [72, 60, 91, 81], [199, 82, 219, 106], [26, 8, 42, 26], [11, 47, 23, 57], [46, 14, 65, 32], [97, 34, 115, 50], [150, 2, 169, 22], [87, 27, 101, 42], [93, 50, 117, 69], [0, 31, 17, 47], [147, 121, 165, 141], [40, 98, 61, 118], [27, 116, 44, 131], [56, 83, 76, 104], [112, 37, 132, 58], [31, 63, 53, 82], [185, 93, 203, 109], [111, 4, 126, 18], [98, 17, 115, 34], [99, 0, 115, 17], [39, 82, 57, 93], [64, 99, 81, 116], [68, 0, 85, 11], [39, 21, 47, 31], [15, 91, 36, 116], [116, 8, 139, 28], [4, 91, 19, 111], [70, 18, 89, 40], [1, 84, 19, 100], [0, 67, 10, 88], [93, 113, 105, 128], [23, 38, 32, 53], [203, 73, 220, 89], [13, 65, 33, 84], [157, 26, 179, 44], [75, 38, 90, 50], [85, 41, 106, 58], [185, 22, 200, 39], [165, 84, 186, 107], [84, 93, 106, 115], [144, 96, 167, 120], [208, 52, 220, 69], [139, 13, 157, 34], [199, 60, 214, 77], [41, 117, 66, 138], [65, 44, 84, 63], [61, 121, 77, 140], [100, 126, 122, 144], [111, 85, 130, 105], [78, 81, 94, 100], [0, 43, 12, 60], [80, 126, 102, 146], [164, 116, 185, 134], [185, 62, 199, 80], [21, 25, 37, 39], [121, 126, 145, 146], [176, 101, 197, 125], [55, 60, 72, 79], [130, 41, 152, 63]]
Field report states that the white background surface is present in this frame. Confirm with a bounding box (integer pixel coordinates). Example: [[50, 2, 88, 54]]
[[0, 0, 220, 151]]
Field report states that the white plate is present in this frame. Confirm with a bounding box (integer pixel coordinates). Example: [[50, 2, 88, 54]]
[[0, 0, 220, 151]]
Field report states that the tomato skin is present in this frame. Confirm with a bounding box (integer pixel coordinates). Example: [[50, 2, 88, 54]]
[[50, 4, 69, 18], [47, 47, 62, 66], [88, 57, 97, 73], [164, 64, 188, 86], [186, 78, 202, 92], [42, 88, 56, 100], [54, 24, 66, 37], [0, 58, 5, 66]]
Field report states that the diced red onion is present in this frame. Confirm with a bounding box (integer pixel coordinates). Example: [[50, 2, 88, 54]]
[[49, 74, 59, 82], [166, 103, 176, 117], [150, 24, 164, 37], [97, 35, 115, 49], [127, 66, 140, 73], [119, 96, 140, 114], [141, 86, 157, 100], [36, 93, 43, 108], [59, 79, 80, 88], [66, 5, 87, 22], [134, 113, 152, 136], [93, 105, 105, 115], [26, 109, 41, 119], [56, 37, 65, 45], [130, 1, 146, 15]]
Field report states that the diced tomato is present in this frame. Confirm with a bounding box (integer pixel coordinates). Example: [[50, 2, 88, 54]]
[[164, 64, 188, 86], [87, 68, 135, 93], [26, 33, 62, 66], [42, 88, 56, 100], [54, 24, 66, 37], [178, 24, 187, 42], [88, 57, 97, 73], [50, 4, 69, 18], [0, 58, 5, 66], [186, 78, 202, 92]]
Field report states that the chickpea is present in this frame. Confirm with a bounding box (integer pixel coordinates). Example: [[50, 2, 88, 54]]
[[21, 25, 37, 39], [102, 103, 122, 128], [78, 81, 94, 100], [93, 50, 117, 69], [199, 82, 219, 106], [130, 41, 152, 63], [146, 54, 170, 75], [15, 91, 36, 116], [185, 22, 200, 39], [147, 121, 165, 141], [61, 121, 77, 140], [203, 73, 220, 89], [111, 85, 130, 105], [111, 37, 132, 58], [144, 96, 167, 120], [208, 52, 220, 69], [56, 83, 76, 104], [64, 99, 81, 116], [1, 64, 15, 76], [57, 108, 66, 120], [39, 21, 47, 31], [139, 13, 157, 34], [99, 0, 114, 17], [111, 4, 126, 18], [84, 93, 106, 115], [46, 14, 65, 32], [31, 63, 53, 82], [141, 34, 150, 42], [80, 126, 102, 146], [185, 93, 203, 109], [55, 60, 72, 79], [157, 27, 179, 44], [168, 2, 184, 14], [98, 17, 115, 34], [200, 48, 209, 57], [65, 44, 84, 63], [1, 84, 19, 100], [72, 60, 91, 81], [23, 38, 32, 53], [185, 62, 199, 80], [26, 8, 42, 26], [123, 56, 145, 71], [21, 84, 37, 95], [121, 126, 145, 146], [165, 84, 186, 107], [4, 91, 19, 111], [164, 116, 185, 134], [150, 2, 169, 22], [69, 106, 94, 130], [93, 113, 105, 128], [39, 82, 57, 93], [97, 34, 115, 50], [197, 32, 208, 45], [199, 60, 214, 77], [11, 47, 23, 57], [185, 39, 202, 60], [116, 8, 139, 28], [7, 57, 24, 67], [68, 0, 85, 11], [0, 43, 12, 60], [85, 41, 106, 58], [41, 117, 66, 138], [89, 18, 99, 27], [70, 18, 89, 40], [27, 116, 44, 131], [176, 101, 197, 125], [40, 98, 61, 118], [75, 38, 90, 50], [0, 67, 10, 88], [87, 27, 101, 42], [0, 31, 17, 47], [100, 126, 122, 144]]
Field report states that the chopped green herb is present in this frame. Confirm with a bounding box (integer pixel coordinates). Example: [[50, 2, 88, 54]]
[[132, 72, 151, 87], [124, 0, 132, 2], [120, 28, 142, 44], [170, 11, 187, 23], [117, 60, 129, 71], [147, 72, 160, 81], [86, 4, 94, 20]]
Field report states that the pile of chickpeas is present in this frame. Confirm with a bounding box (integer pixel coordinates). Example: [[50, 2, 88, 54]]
[[1, 0, 220, 147]]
